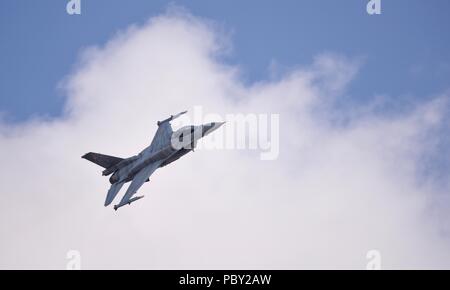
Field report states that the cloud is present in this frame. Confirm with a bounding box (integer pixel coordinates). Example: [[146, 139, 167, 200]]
[[0, 9, 449, 269]]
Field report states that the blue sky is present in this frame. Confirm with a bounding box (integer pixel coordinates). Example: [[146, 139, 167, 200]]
[[1, 0, 450, 121]]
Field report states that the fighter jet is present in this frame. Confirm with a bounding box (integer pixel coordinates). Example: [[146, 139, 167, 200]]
[[82, 111, 224, 210]]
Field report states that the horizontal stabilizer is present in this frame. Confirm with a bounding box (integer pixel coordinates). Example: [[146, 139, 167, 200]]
[[82, 152, 124, 169]]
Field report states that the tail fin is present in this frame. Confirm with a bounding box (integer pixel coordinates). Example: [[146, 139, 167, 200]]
[[82, 152, 124, 169]]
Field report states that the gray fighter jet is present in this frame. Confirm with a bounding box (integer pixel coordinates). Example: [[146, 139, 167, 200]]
[[82, 111, 224, 210]]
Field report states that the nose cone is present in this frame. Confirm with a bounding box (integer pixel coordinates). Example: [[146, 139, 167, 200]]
[[201, 122, 225, 137], [213, 121, 225, 129]]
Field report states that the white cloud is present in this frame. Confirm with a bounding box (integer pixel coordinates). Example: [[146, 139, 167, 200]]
[[0, 9, 449, 269]]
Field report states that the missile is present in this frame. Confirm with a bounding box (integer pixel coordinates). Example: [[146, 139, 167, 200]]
[[157, 110, 187, 126], [114, 195, 144, 211]]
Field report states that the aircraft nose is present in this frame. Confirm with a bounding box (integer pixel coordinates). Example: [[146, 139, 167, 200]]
[[202, 122, 225, 136], [211, 121, 225, 132], [214, 122, 225, 129]]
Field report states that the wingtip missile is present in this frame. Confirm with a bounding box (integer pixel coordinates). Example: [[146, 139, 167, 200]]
[[157, 110, 188, 126]]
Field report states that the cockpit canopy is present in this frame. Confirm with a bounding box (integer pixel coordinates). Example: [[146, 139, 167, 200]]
[[170, 123, 223, 150], [171, 125, 199, 149]]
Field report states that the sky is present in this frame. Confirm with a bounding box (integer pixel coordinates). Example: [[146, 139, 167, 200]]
[[1, 0, 450, 121], [0, 1, 450, 269]]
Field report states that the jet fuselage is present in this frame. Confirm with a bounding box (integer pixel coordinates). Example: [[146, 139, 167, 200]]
[[108, 123, 221, 184], [82, 109, 225, 210]]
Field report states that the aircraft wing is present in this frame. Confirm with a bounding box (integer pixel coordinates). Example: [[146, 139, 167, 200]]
[[114, 161, 162, 209], [148, 122, 173, 153], [104, 181, 125, 207], [147, 111, 187, 153]]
